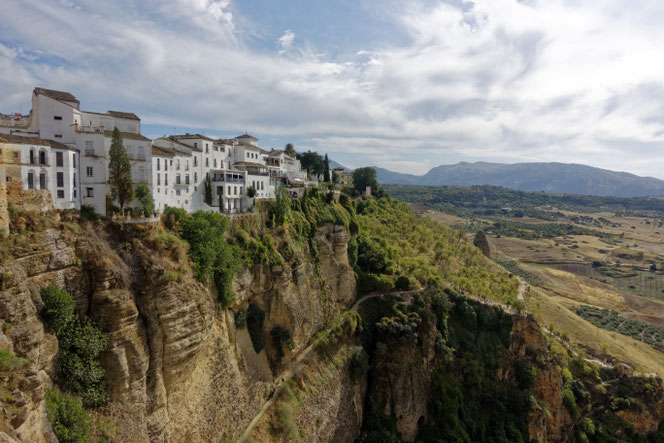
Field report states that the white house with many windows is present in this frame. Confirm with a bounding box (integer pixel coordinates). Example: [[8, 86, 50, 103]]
[[29, 87, 152, 215], [3, 87, 310, 217], [0, 133, 79, 210]]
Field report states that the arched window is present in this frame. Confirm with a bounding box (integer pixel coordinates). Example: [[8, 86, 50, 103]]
[[39, 149, 47, 165]]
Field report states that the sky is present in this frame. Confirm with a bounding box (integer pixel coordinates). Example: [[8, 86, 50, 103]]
[[2, 0, 664, 178]]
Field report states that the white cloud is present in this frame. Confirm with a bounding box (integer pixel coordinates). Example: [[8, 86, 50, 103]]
[[1, 0, 664, 178], [277, 29, 295, 54]]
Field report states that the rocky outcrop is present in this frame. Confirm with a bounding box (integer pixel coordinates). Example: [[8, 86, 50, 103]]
[[0, 216, 356, 441], [510, 316, 573, 443]]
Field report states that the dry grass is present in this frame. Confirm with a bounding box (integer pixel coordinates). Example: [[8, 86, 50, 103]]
[[531, 288, 664, 373]]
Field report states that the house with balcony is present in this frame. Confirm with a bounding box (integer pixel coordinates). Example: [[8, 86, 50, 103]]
[[28, 87, 152, 215]]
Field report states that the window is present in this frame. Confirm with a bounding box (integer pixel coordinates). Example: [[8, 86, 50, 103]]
[[157, 174, 161, 185], [72, 153, 76, 168], [176, 189, 181, 196], [86, 187, 93, 197], [176, 174, 181, 185], [30, 150, 35, 164], [165, 175, 168, 186], [39, 150, 47, 165], [157, 158, 160, 170], [234, 185, 237, 195], [54, 116, 62, 120], [176, 159, 180, 170], [194, 142, 198, 149], [57, 172, 64, 187], [185, 160, 189, 170], [27, 172, 34, 189], [13, 151, 19, 160], [73, 173, 77, 188], [194, 156, 198, 166], [165, 160, 168, 171], [86, 166, 93, 177], [54, 134, 62, 138], [56, 152, 64, 167], [205, 158, 209, 167], [39, 173, 46, 189], [194, 172, 197, 183], [73, 189, 77, 198], [214, 159, 217, 168], [185, 174, 190, 185], [57, 190, 64, 199], [205, 144, 209, 153]]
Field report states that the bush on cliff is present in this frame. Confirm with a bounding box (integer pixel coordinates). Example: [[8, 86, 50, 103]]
[[40, 286, 108, 408]]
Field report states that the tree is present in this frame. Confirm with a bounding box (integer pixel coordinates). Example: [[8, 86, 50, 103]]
[[247, 186, 256, 198], [323, 154, 330, 182], [284, 143, 296, 157], [297, 151, 324, 179], [135, 184, 154, 217], [352, 167, 379, 195], [108, 127, 133, 214]]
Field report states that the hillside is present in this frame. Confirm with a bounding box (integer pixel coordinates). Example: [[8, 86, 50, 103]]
[[0, 188, 663, 442], [374, 162, 664, 197]]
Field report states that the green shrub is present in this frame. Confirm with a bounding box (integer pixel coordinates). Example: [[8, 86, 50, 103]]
[[177, 211, 242, 307], [40, 286, 75, 335], [80, 204, 98, 221], [562, 388, 577, 413], [247, 304, 266, 353], [45, 387, 91, 443], [514, 360, 537, 390], [40, 286, 108, 408], [135, 184, 155, 217]]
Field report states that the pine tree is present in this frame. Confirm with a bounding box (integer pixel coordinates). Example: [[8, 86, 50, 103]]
[[323, 153, 330, 182], [108, 127, 133, 214]]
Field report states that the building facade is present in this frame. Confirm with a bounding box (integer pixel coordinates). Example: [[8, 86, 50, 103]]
[[4, 87, 311, 217]]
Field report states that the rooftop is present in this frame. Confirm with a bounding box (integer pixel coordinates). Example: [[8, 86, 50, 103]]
[[0, 133, 77, 151], [151, 146, 176, 157], [235, 133, 259, 141], [171, 133, 215, 141], [107, 110, 140, 121], [103, 131, 150, 142], [33, 87, 79, 104]]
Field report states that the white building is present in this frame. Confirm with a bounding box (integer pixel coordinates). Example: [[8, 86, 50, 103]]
[[0, 133, 79, 210], [29, 87, 152, 215]]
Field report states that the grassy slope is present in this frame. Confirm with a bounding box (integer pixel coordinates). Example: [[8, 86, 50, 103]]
[[530, 288, 664, 373]]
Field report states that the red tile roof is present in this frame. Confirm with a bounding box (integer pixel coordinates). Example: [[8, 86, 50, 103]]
[[107, 110, 140, 121]]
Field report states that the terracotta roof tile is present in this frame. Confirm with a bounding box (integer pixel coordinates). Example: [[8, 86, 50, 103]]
[[33, 87, 79, 104]]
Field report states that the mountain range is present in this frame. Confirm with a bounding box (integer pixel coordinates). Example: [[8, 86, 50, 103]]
[[372, 161, 664, 197]]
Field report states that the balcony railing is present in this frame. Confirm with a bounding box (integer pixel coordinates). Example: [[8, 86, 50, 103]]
[[76, 125, 104, 134]]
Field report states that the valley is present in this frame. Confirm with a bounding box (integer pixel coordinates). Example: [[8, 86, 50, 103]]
[[401, 186, 664, 376]]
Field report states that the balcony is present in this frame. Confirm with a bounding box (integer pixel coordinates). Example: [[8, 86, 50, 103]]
[[76, 125, 104, 134]]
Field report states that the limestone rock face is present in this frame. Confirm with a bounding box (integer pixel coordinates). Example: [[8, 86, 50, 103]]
[[510, 315, 573, 443], [0, 219, 357, 441], [368, 322, 437, 442]]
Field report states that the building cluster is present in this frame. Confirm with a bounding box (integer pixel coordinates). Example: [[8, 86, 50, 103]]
[[0, 88, 310, 216]]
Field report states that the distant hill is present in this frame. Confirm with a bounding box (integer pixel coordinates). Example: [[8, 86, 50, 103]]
[[373, 162, 664, 197]]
